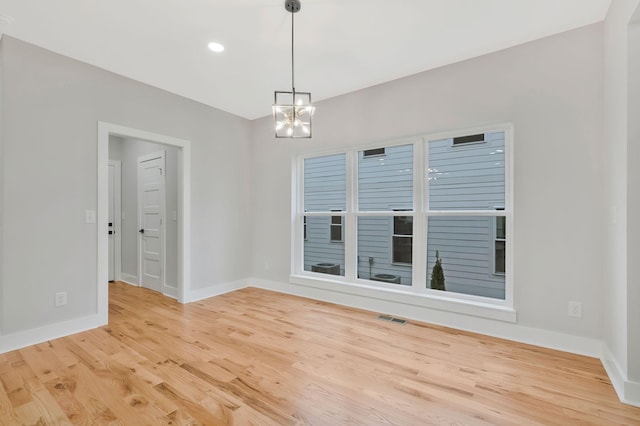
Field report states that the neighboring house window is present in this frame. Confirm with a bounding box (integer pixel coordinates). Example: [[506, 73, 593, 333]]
[[303, 214, 307, 241], [392, 212, 412, 264], [494, 209, 506, 275], [330, 210, 343, 242], [452, 133, 485, 146], [363, 147, 385, 157]]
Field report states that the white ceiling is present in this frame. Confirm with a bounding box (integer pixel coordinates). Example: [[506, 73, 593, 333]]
[[0, 0, 611, 120]]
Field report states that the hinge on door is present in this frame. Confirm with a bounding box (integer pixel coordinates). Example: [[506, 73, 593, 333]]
[[159, 167, 163, 175]]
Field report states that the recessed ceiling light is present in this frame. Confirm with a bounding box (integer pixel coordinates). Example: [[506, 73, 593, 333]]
[[208, 42, 224, 53]]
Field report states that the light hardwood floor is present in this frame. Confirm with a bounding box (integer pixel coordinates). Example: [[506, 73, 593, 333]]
[[1, 282, 639, 425]]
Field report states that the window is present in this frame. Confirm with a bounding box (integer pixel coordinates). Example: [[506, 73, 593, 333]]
[[427, 131, 507, 299], [295, 126, 512, 312], [357, 144, 413, 286], [330, 211, 343, 242], [392, 212, 412, 264], [302, 154, 346, 276]]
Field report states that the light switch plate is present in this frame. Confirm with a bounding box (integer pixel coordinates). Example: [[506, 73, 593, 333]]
[[55, 292, 67, 307], [85, 210, 96, 224], [568, 301, 582, 318]]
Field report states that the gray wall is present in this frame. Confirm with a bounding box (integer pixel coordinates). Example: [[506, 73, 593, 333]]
[[251, 24, 604, 340], [625, 4, 640, 383], [0, 35, 252, 334], [109, 136, 179, 290], [0, 38, 4, 325]]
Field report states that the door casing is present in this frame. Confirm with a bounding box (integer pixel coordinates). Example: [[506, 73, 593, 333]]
[[97, 122, 191, 326]]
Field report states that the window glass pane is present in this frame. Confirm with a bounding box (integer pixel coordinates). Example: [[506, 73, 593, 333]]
[[495, 240, 506, 274], [357, 216, 412, 286], [426, 216, 505, 299], [496, 216, 506, 240], [330, 225, 342, 242], [359, 144, 413, 211], [393, 216, 412, 235], [428, 131, 505, 211], [304, 216, 344, 276], [331, 216, 342, 225], [304, 154, 346, 212], [393, 237, 412, 264]]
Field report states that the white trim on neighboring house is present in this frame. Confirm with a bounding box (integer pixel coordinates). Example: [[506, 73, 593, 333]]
[[98, 122, 192, 320]]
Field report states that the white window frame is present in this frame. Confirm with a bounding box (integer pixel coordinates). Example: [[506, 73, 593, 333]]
[[290, 124, 514, 322]]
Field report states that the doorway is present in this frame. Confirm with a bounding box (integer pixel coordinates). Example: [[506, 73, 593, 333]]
[[97, 122, 191, 324]]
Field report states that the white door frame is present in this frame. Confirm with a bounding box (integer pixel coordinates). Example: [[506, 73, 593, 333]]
[[108, 160, 122, 282], [97, 122, 191, 324]]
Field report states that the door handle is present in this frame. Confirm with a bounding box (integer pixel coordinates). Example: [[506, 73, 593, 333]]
[[139, 229, 145, 234]]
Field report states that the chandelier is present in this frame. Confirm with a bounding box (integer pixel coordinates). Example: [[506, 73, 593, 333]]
[[273, 0, 315, 138]]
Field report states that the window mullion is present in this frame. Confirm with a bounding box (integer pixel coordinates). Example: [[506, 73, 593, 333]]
[[412, 139, 426, 292], [344, 150, 357, 281]]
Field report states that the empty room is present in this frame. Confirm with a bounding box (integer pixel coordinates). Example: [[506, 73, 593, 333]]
[[0, 0, 639, 424]]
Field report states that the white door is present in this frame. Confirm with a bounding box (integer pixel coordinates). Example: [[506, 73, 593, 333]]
[[138, 151, 165, 292]]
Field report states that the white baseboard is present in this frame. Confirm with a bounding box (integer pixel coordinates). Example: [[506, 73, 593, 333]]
[[163, 285, 178, 299], [187, 279, 248, 303], [249, 278, 603, 358], [120, 273, 138, 286], [602, 345, 640, 407], [0, 313, 106, 355]]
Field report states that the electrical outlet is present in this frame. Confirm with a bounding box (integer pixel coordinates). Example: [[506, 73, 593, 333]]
[[55, 292, 67, 307], [568, 301, 582, 318]]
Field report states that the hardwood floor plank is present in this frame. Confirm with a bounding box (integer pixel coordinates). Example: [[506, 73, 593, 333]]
[[1, 282, 639, 425]]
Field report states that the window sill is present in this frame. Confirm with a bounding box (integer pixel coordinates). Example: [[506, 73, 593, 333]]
[[289, 274, 516, 323]]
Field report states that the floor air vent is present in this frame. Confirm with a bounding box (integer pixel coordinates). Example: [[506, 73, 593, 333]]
[[377, 314, 407, 325]]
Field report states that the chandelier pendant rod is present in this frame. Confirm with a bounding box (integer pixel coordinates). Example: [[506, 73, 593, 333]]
[[291, 10, 296, 98]]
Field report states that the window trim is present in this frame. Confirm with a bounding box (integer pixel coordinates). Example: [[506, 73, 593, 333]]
[[292, 123, 514, 321]]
